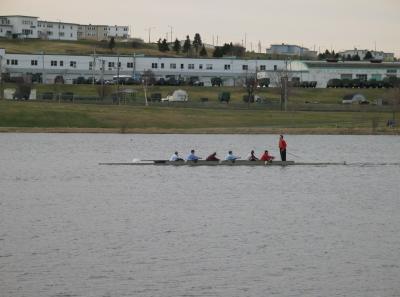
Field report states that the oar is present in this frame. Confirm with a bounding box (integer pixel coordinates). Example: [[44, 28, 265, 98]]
[[287, 152, 301, 158]]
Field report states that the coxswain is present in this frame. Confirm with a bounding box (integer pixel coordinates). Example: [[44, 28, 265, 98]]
[[225, 150, 239, 161], [248, 150, 258, 161], [206, 152, 220, 161], [186, 149, 200, 161], [260, 150, 275, 162], [169, 151, 183, 161], [278, 135, 287, 161]]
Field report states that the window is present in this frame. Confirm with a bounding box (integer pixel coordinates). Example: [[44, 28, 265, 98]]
[[127, 62, 133, 68], [6, 59, 10, 65], [170, 63, 176, 69], [89, 61, 93, 70], [188, 64, 194, 69], [199, 64, 203, 70], [31, 60, 38, 66], [118, 62, 121, 68], [108, 62, 115, 68], [371, 74, 382, 80], [151, 63, 158, 69], [242, 65, 248, 70], [340, 74, 352, 80], [206, 64, 213, 70], [260, 65, 266, 71], [224, 64, 231, 70], [10, 59, 18, 65], [274, 65, 278, 71], [70, 61, 76, 68], [161, 63, 164, 69], [60, 61, 64, 67], [180, 64, 184, 69], [51, 60, 57, 66], [59, 32, 65, 37], [356, 74, 368, 81], [387, 69, 397, 77]]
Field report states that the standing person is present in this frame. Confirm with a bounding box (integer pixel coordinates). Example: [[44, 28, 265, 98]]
[[169, 151, 183, 161], [248, 150, 258, 161], [206, 152, 220, 161], [224, 151, 239, 161], [260, 150, 275, 162], [187, 149, 200, 161], [279, 135, 287, 161]]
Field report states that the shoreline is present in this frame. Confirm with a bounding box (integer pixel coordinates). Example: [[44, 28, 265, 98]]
[[0, 127, 399, 135]]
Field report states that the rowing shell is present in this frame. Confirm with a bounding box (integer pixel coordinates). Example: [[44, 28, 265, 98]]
[[99, 160, 347, 166]]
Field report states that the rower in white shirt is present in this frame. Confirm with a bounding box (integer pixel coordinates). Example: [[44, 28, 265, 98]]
[[169, 151, 184, 161], [224, 150, 240, 161]]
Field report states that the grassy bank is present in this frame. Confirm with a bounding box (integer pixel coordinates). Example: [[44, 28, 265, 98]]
[[3, 83, 398, 105], [0, 38, 177, 56], [0, 100, 398, 134]]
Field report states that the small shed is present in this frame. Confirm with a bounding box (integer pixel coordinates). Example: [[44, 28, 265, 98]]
[[342, 93, 367, 104]]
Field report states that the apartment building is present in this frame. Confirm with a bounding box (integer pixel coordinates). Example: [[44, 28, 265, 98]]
[[0, 15, 38, 38], [38, 21, 78, 41]]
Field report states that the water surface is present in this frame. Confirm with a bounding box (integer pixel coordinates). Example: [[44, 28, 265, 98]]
[[1, 134, 399, 297]]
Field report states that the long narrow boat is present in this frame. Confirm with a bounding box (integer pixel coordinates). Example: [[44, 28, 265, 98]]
[[99, 160, 347, 166]]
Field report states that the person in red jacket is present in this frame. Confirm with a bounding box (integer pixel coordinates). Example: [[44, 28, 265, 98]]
[[260, 150, 275, 162], [206, 152, 220, 161], [278, 135, 287, 161]]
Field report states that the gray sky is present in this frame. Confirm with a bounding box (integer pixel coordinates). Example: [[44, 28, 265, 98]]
[[2, 0, 399, 56]]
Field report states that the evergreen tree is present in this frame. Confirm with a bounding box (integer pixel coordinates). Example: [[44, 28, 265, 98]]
[[161, 38, 169, 52], [192, 33, 203, 55], [364, 51, 373, 60], [352, 54, 361, 61], [108, 37, 115, 50], [213, 46, 223, 57], [173, 38, 181, 53], [182, 35, 191, 55], [157, 38, 162, 51], [199, 45, 208, 57]]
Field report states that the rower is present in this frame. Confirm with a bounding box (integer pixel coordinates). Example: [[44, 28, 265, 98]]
[[248, 150, 258, 161], [186, 149, 200, 161], [169, 151, 183, 161], [225, 150, 239, 161], [260, 150, 275, 162], [206, 152, 220, 161]]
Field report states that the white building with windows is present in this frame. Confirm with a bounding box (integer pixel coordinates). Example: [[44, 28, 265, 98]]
[[108, 25, 129, 39], [37, 21, 78, 41], [0, 15, 38, 38], [338, 48, 395, 62], [1, 48, 399, 87], [266, 43, 318, 59]]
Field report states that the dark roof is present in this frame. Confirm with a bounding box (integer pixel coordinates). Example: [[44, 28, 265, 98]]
[[0, 15, 38, 18], [305, 61, 400, 69]]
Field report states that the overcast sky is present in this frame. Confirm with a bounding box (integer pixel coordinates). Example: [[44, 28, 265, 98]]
[[2, 0, 399, 56]]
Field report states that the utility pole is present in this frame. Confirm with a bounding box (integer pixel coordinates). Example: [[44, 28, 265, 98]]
[[145, 27, 155, 43], [42, 51, 46, 84], [133, 52, 136, 79], [92, 48, 96, 85], [0, 55, 3, 99], [117, 53, 120, 104], [168, 25, 173, 43]]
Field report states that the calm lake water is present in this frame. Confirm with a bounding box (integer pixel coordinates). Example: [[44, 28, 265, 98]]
[[1, 134, 399, 297]]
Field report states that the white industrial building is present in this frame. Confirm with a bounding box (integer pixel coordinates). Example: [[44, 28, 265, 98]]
[[1, 48, 399, 87]]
